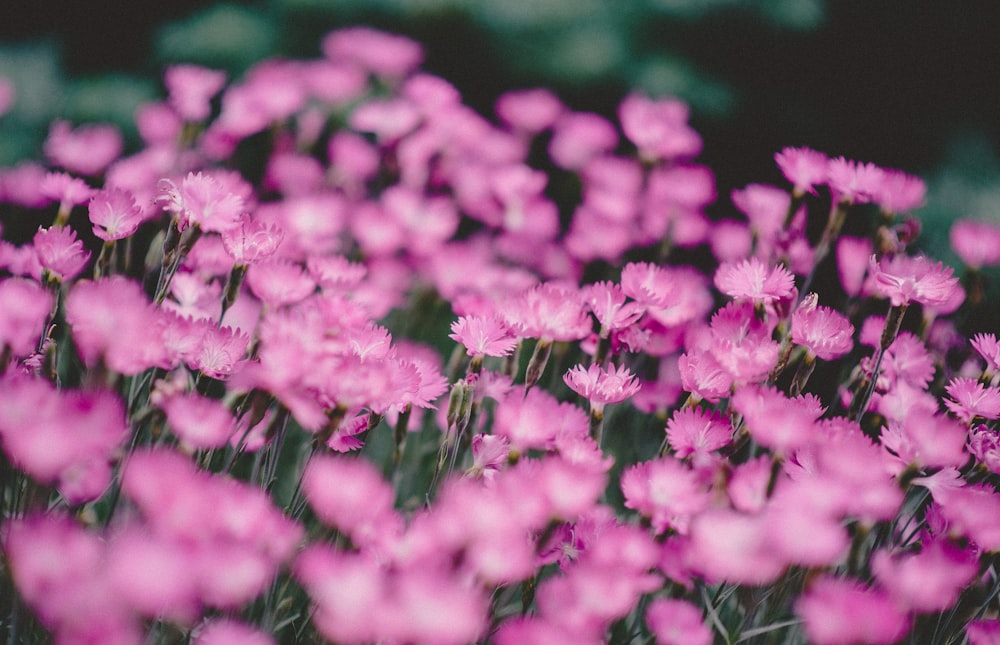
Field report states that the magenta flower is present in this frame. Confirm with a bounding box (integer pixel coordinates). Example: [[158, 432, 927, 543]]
[[872, 539, 978, 613], [714, 257, 795, 305], [503, 282, 592, 342], [39, 171, 96, 212], [33, 225, 90, 282], [449, 315, 518, 358], [968, 620, 1000, 645], [88, 186, 145, 241], [826, 156, 885, 204], [547, 111, 618, 171], [43, 120, 123, 176], [950, 218, 1000, 269], [302, 454, 401, 547], [618, 93, 701, 161], [0, 277, 53, 358], [795, 576, 909, 645], [731, 385, 823, 454], [160, 391, 239, 450], [246, 259, 316, 307], [493, 387, 589, 452], [584, 281, 645, 333], [790, 293, 855, 360], [621, 456, 712, 534], [873, 168, 926, 213], [194, 620, 276, 645], [563, 362, 641, 411], [972, 332, 1000, 373], [870, 254, 960, 308], [774, 145, 828, 195], [836, 235, 873, 297], [321, 26, 424, 78], [645, 598, 711, 645], [164, 64, 227, 122], [158, 171, 245, 233], [944, 376, 1000, 423], [495, 87, 564, 134], [708, 301, 781, 383], [677, 348, 733, 403], [665, 406, 733, 459]]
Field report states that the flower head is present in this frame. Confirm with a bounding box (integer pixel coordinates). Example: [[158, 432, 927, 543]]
[[714, 257, 795, 305], [164, 64, 227, 122], [950, 218, 1000, 269], [449, 315, 518, 358], [774, 146, 828, 195], [33, 225, 90, 282], [870, 254, 960, 308], [89, 186, 145, 241], [944, 376, 1000, 423], [790, 293, 855, 360], [665, 406, 732, 459], [158, 171, 245, 233], [563, 363, 640, 411]]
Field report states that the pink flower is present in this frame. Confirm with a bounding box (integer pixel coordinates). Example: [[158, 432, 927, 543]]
[[621, 456, 712, 534], [187, 322, 250, 379], [88, 186, 146, 241], [731, 183, 791, 243], [584, 281, 645, 332], [246, 259, 316, 307], [796, 576, 910, 645], [972, 332, 1000, 373], [0, 76, 14, 117], [503, 282, 592, 342], [870, 253, 960, 307], [39, 171, 96, 210], [731, 385, 823, 454], [774, 145, 828, 195], [43, 120, 123, 176], [158, 171, 245, 233], [618, 93, 701, 161], [714, 257, 795, 305], [0, 277, 53, 357], [969, 424, 1000, 474], [302, 454, 401, 547], [836, 235, 873, 297], [968, 619, 1000, 645], [645, 598, 711, 645], [708, 301, 781, 383], [790, 292, 855, 360], [493, 387, 589, 451], [547, 111, 618, 171], [33, 225, 90, 282], [160, 391, 239, 450], [873, 168, 926, 213], [687, 508, 787, 584], [664, 406, 732, 459], [872, 539, 978, 613], [495, 88, 564, 134], [944, 376, 1000, 423], [164, 64, 227, 122], [321, 27, 424, 78], [677, 348, 733, 403], [563, 363, 641, 411], [881, 410, 969, 469], [194, 619, 276, 645], [951, 218, 1000, 269], [449, 315, 518, 358], [826, 156, 885, 204]]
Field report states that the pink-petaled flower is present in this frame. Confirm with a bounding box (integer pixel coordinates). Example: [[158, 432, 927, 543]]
[[621, 456, 712, 534], [160, 391, 239, 450], [302, 454, 401, 547], [665, 406, 732, 459], [469, 433, 510, 481], [677, 348, 733, 403], [618, 93, 701, 161], [951, 218, 1000, 269], [731, 384, 823, 454], [584, 281, 645, 332], [774, 146, 829, 195], [873, 168, 926, 213], [645, 598, 711, 645], [222, 215, 283, 266], [872, 539, 978, 613], [826, 156, 885, 204], [88, 186, 145, 241], [502, 282, 592, 342], [968, 619, 1000, 645], [246, 259, 316, 307], [33, 225, 90, 282], [836, 235, 873, 297], [0, 277, 53, 357], [449, 315, 518, 357], [43, 120, 123, 176], [495, 88, 564, 134], [969, 424, 1000, 474], [714, 257, 795, 305], [158, 171, 245, 233], [349, 98, 421, 144], [187, 322, 250, 379], [882, 410, 969, 469], [790, 292, 855, 360], [39, 171, 96, 211], [564, 363, 641, 410], [870, 253, 960, 308], [731, 183, 791, 244], [164, 64, 227, 122], [547, 111, 618, 171], [321, 27, 423, 78], [944, 376, 1000, 423], [708, 301, 781, 383], [493, 386, 589, 452], [0, 76, 14, 116], [796, 576, 910, 645], [972, 333, 1000, 373]]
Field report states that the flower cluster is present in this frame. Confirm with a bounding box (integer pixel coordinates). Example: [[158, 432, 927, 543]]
[[2, 26, 1000, 645]]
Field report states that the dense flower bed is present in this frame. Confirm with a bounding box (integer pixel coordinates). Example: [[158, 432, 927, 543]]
[[2, 26, 1000, 645]]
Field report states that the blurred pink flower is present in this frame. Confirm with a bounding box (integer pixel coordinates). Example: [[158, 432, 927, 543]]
[[246, 259, 316, 307], [43, 120, 123, 176], [503, 282, 591, 342], [873, 168, 926, 213], [709, 301, 781, 383], [732, 384, 823, 454], [774, 145, 828, 195], [826, 156, 885, 204], [872, 539, 978, 613], [164, 64, 226, 122], [33, 225, 90, 282], [619, 93, 701, 161], [322, 27, 423, 78], [950, 218, 1000, 269], [495, 87, 564, 134], [548, 111, 618, 171], [836, 235, 873, 297], [0, 277, 53, 358], [160, 391, 239, 450], [39, 171, 96, 211], [0, 76, 14, 116], [870, 253, 960, 308], [677, 348, 733, 403], [796, 576, 909, 645], [969, 424, 1000, 474], [621, 456, 712, 534], [194, 619, 276, 645], [645, 598, 711, 645], [968, 619, 1000, 645], [158, 171, 245, 233]]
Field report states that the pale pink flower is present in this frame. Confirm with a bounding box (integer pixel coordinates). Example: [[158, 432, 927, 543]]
[[0, 277, 53, 357], [872, 539, 978, 613], [968, 619, 1000, 645], [621, 456, 712, 534], [39, 171, 96, 210], [970, 424, 1000, 474], [618, 93, 701, 161], [449, 315, 518, 358], [187, 322, 250, 379], [468, 433, 510, 481], [349, 98, 421, 144], [33, 225, 90, 282], [790, 292, 855, 360], [870, 253, 960, 307], [708, 301, 781, 383], [665, 406, 732, 458], [584, 281, 645, 332], [164, 64, 227, 122], [881, 410, 969, 469], [327, 131, 380, 190], [158, 171, 245, 233], [160, 391, 239, 450], [732, 384, 823, 454], [873, 168, 926, 213], [708, 219, 753, 263], [796, 576, 909, 645], [774, 145, 828, 195], [944, 376, 1000, 423], [495, 88, 564, 134], [43, 120, 123, 176], [295, 546, 387, 644], [714, 257, 795, 305], [0, 161, 49, 208], [563, 363, 641, 410], [493, 387, 588, 451], [194, 619, 277, 645], [302, 454, 401, 547], [88, 186, 145, 241], [246, 259, 316, 307], [677, 348, 733, 403], [951, 218, 1000, 269], [836, 235, 873, 297], [687, 508, 787, 585], [0, 76, 14, 116], [826, 156, 885, 204], [221, 213, 283, 266], [547, 111, 618, 171], [321, 27, 424, 78], [645, 598, 711, 645], [731, 183, 790, 243], [503, 282, 592, 342], [135, 101, 184, 144]]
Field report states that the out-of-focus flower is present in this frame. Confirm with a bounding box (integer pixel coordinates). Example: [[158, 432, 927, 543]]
[[0, 277, 53, 357], [795, 576, 909, 645], [43, 120, 123, 176], [164, 64, 227, 122], [495, 88, 564, 134], [548, 111, 617, 171], [873, 168, 926, 213], [826, 156, 885, 204], [321, 27, 423, 78], [645, 598, 711, 645], [158, 171, 245, 233], [950, 218, 1000, 269], [774, 146, 828, 195], [618, 93, 701, 161], [870, 254, 960, 308], [33, 225, 90, 282]]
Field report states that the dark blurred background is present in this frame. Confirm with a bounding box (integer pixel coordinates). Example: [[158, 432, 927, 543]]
[[2, 0, 999, 257]]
